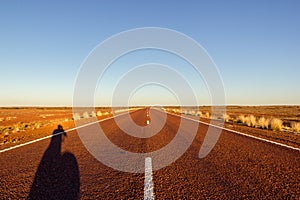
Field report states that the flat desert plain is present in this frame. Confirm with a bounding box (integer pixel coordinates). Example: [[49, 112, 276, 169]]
[[0, 107, 113, 150], [0, 106, 299, 151]]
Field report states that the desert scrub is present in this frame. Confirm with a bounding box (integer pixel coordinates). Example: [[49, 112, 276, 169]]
[[189, 110, 196, 115], [264, 118, 270, 129], [246, 115, 256, 127], [83, 112, 90, 119], [196, 111, 202, 117], [237, 115, 246, 124], [5, 116, 16, 121], [91, 111, 97, 117], [205, 112, 210, 119], [14, 122, 29, 131], [291, 122, 300, 133], [270, 118, 283, 131], [97, 111, 102, 116], [223, 114, 231, 122], [0, 126, 10, 134], [258, 117, 270, 129], [73, 113, 81, 120], [34, 122, 42, 129]]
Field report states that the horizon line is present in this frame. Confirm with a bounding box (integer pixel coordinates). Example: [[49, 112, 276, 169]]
[[0, 104, 299, 109]]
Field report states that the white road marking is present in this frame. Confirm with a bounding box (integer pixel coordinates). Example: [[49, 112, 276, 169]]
[[0, 112, 132, 154], [144, 157, 154, 200], [167, 112, 300, 152]]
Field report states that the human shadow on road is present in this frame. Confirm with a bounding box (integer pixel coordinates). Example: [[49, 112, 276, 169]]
[[28, 125, 80, 200]]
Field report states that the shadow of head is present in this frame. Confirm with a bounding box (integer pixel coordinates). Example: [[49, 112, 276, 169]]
[[53, 124, 66, 135]]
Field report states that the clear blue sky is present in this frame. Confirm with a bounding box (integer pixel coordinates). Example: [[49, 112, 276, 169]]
[[0, 0, 299, 106]]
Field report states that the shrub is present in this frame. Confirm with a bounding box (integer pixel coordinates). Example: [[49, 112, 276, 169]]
[[291, 122, 300, 132], [91, 111, 97, 117], [97, 111, 102, 116], [35, 123, 41, 129], [250, 115, 256, 127], [270, 118, 283, 131], [205, 112, 210, 119], [264, 118, 270, 129], [196, 111, 202, 117], [223, 114, 231, 122], [83, 112, 89, 119], [237, 115, 246, 124], [189, 110, 195, 115], [73, 113, 81, 120], [258, 117, 266, 128], [245, 115, 256, 127], [245, 116, 250, 126]]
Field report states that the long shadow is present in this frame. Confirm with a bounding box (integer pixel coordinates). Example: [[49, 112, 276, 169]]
[[28, 125, 80, 200]]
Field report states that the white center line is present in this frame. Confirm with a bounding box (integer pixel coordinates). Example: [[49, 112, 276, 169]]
[[144, 157, 154, 200]]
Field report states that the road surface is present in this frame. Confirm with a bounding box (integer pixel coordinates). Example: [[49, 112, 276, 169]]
[[0, 108, 299, 199]]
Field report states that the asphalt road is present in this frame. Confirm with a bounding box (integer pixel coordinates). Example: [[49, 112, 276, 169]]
[[0, 108, 299, 199]]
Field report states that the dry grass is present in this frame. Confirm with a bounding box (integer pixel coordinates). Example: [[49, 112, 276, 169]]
[[270, 118, 283, 131], [91, 111, 97, 117], [205, 112, 210, 119], [291, 122, 300, 133], [97, 111, 102, 116], [197, 111, 202, 117], [258, 117, 266, 128], [264, 118, 270, 129], [258, 117, 270, 129], [223, 114, 231, 122], [237, 115, 246, 124], [73, 113, 81, 120], [172, 109, 181, 114], [83, 112, 90, 119], [245, 115, 256, 127], [189, 110, 196, 115]]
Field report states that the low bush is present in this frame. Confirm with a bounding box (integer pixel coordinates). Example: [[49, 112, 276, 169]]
[[223, 114, 231, 122], [73, 113, 81, 120], [197, 111, 202, 117], [83, 112, 89, 119], [264, 118, 270, 129], [258, 117, 266, 128], [244, 115, 256, 127], [270, 118, 283, 131], [291, 122, 300, 133], [205, 112, 210, 119], [97, 111, 102, 116], [237, 115, 246, 124], [189, 110, 196, 115], [91, 111, 97, 117]]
